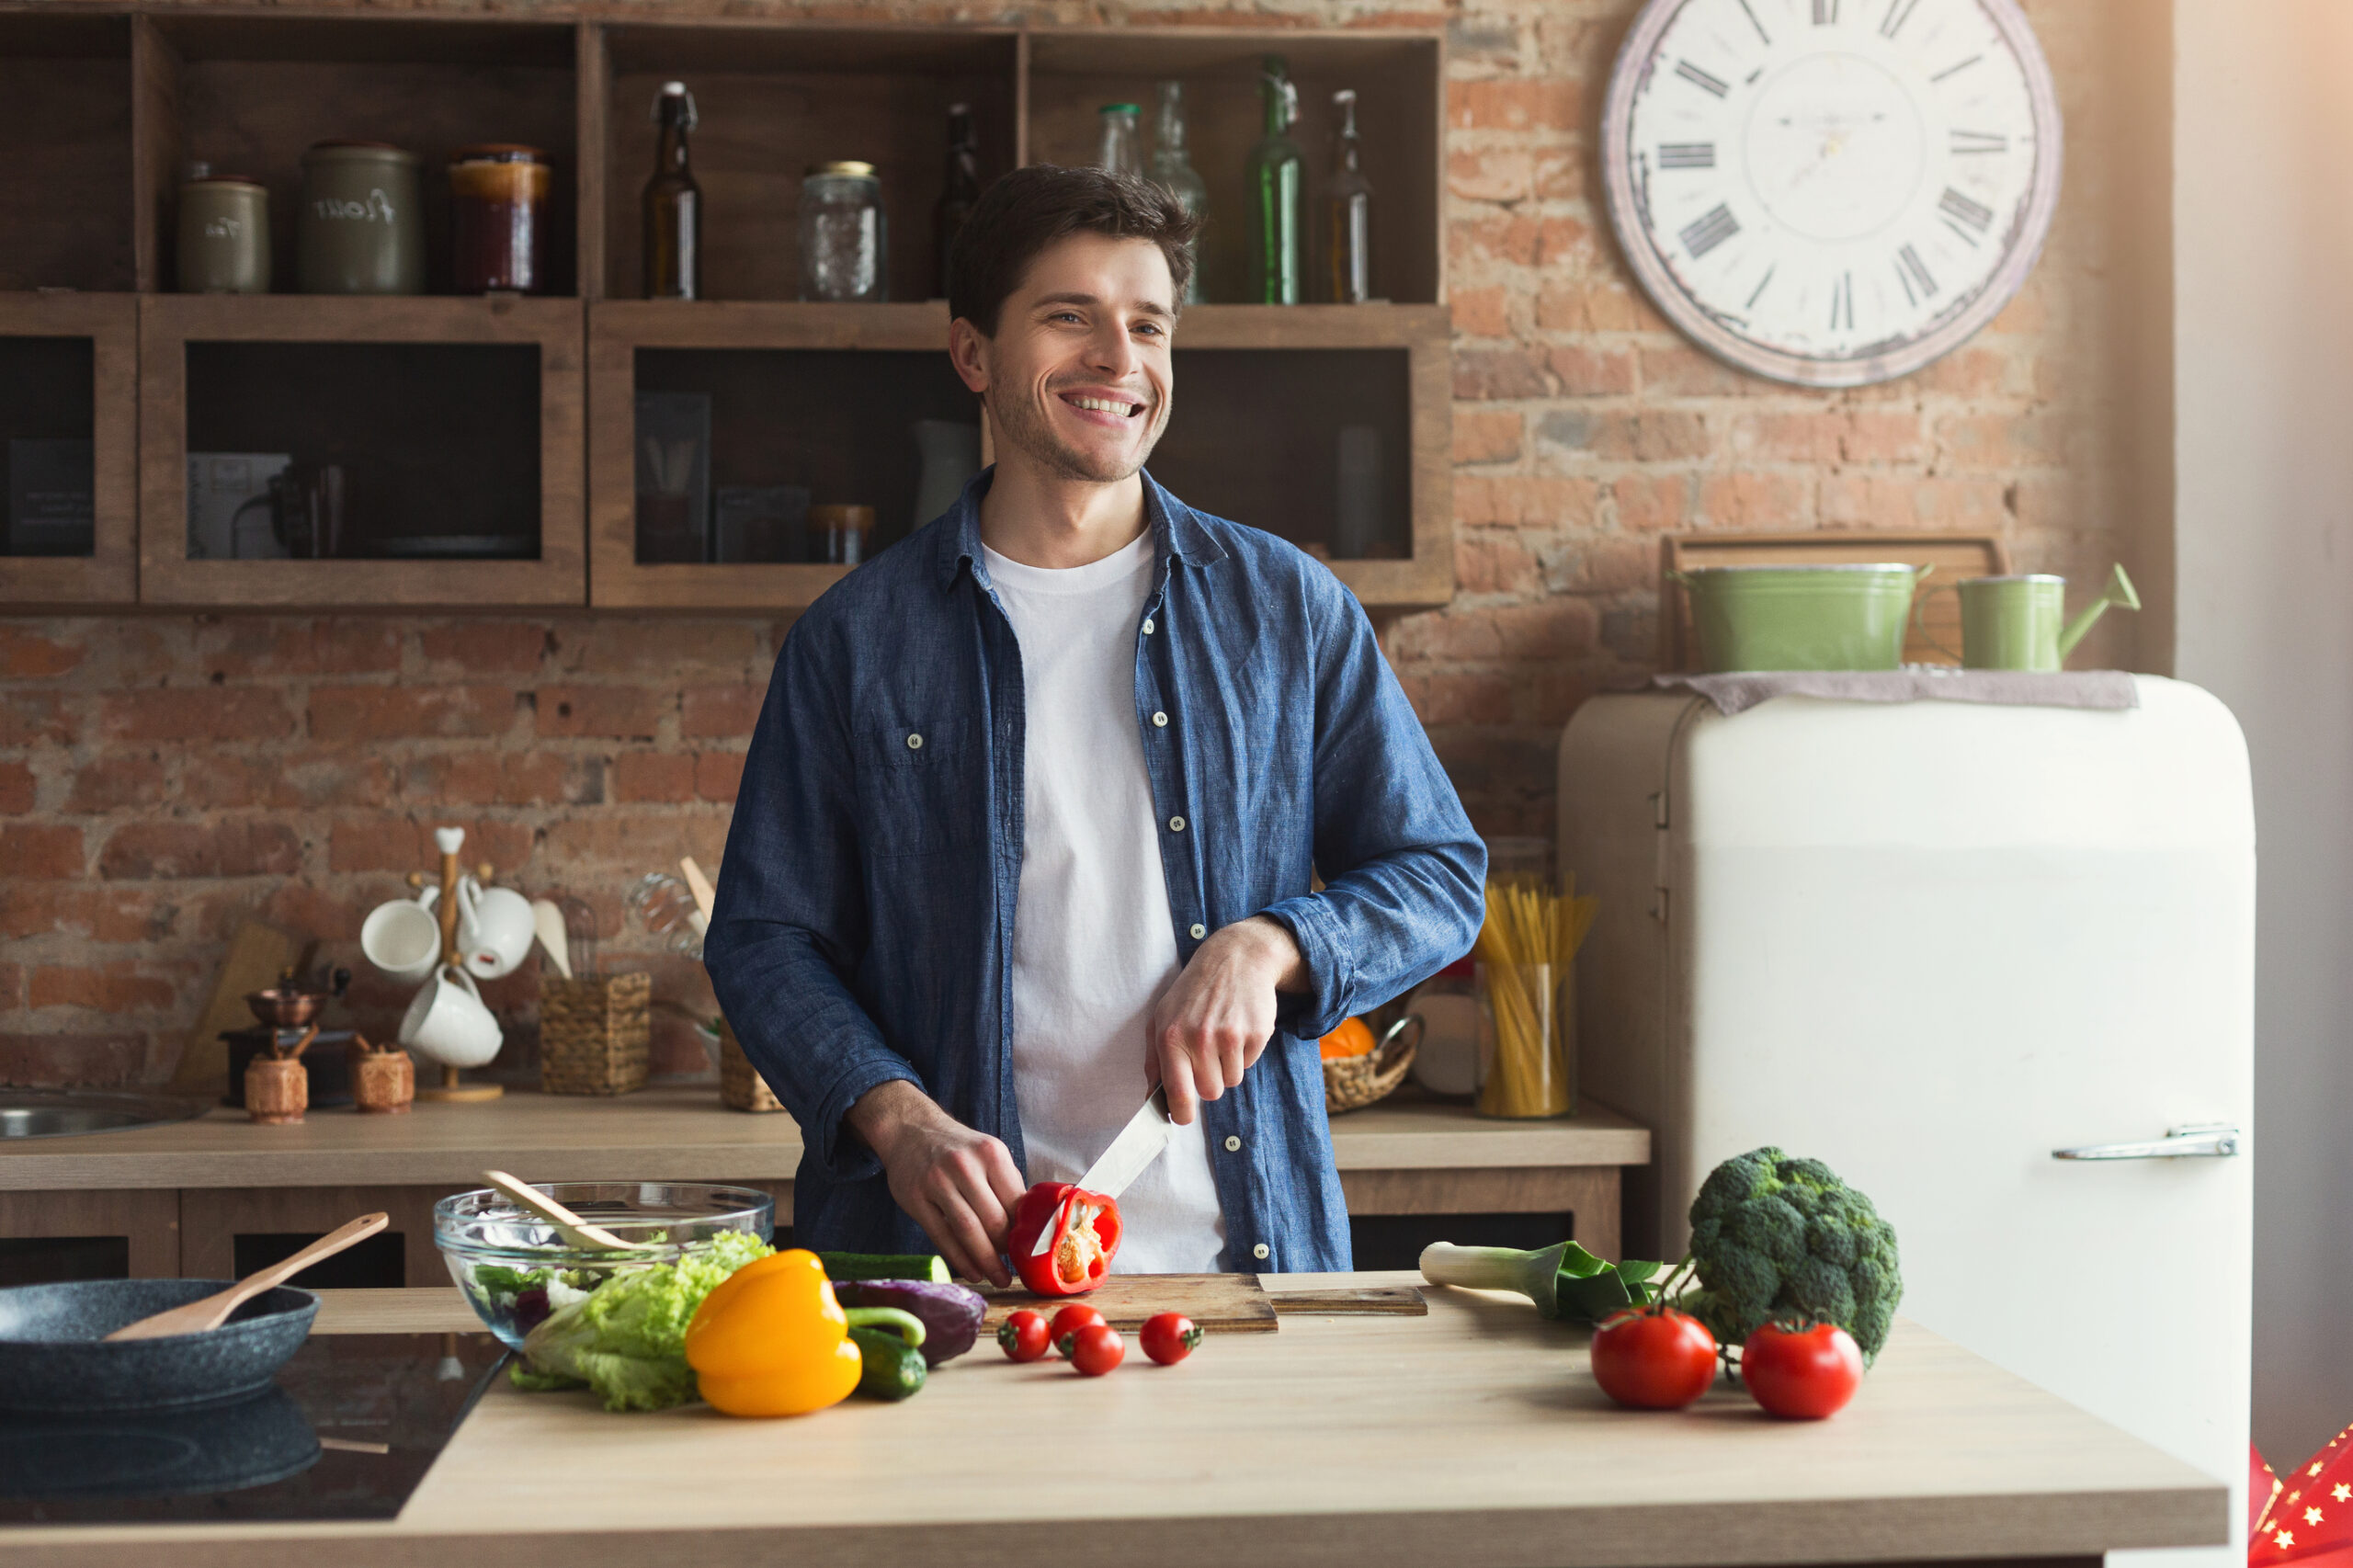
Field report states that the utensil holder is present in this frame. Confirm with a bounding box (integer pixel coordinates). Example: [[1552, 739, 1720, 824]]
[[540, 972, 653, 1096], [1475, 960, 1573, 1119], [350, 1041, 415, 1114], [719, 1017, 783, 1113], [244, 1055, 309, 1125]]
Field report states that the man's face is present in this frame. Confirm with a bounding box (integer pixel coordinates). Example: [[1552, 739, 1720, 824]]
[[961, 231, 1176, 484]]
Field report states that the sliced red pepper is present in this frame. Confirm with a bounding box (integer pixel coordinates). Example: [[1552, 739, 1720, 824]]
[[1006, 1182, 1121, 1297]]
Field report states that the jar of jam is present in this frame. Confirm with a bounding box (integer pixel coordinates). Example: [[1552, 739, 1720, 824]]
[[449, 144, 551, 294]]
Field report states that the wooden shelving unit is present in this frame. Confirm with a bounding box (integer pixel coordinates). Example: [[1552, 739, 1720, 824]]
[[0, 293, 139, 607], [0, 6, 1449, 614]]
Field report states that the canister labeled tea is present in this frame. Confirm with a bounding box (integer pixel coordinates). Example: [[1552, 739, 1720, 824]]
[[299, 141, 424, 295], [177, 175, 270, 293]]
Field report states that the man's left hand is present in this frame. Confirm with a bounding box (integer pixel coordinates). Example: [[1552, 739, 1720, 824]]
[[1148, 916, 1306, 1125]]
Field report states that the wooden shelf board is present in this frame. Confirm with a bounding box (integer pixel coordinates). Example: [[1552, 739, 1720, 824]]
[[147, 10, 574, 68], [604, 18, 1020, 76], [1026, 23, 1442, 74]]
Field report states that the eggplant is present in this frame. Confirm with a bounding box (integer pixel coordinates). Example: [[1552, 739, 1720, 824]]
[[830, 1279, 984, 1366]]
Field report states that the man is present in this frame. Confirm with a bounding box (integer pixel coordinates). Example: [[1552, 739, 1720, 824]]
[[706, 165, 1483, 1286]]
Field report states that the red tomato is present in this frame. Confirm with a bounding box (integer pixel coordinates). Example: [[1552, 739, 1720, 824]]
[[1064, 1322, 1125, 1377], [997, 1309, 1050, 1363], [1741, 1322, 1862, 1419], [1590, 1308, 1719, 1410], [1049, 1303, 1105, 1351], [1139, 1312, 1201, 1366]]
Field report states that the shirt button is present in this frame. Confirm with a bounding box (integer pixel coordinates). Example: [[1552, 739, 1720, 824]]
[[1252, 1243, 1270, 1261], [1189, 923, 1206, 939], [1142, 618, 1155, 634], [1168, 815, 1185, 833], [1223, 1134, 1241, 1153], [1152, 710, 1168, 727], [905, 733, 923, 750]]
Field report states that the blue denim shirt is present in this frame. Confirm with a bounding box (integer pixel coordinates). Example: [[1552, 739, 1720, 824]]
[[705, 467, 1485, 1272]]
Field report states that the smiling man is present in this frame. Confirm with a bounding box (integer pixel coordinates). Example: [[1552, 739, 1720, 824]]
[[705, 165, 1483, 1285]]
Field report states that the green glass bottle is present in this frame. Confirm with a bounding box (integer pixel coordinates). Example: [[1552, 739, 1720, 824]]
[[1247, 54, 1304, 305]]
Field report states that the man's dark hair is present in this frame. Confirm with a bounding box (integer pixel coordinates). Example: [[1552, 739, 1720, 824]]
[[947, 164, 1199, 337]]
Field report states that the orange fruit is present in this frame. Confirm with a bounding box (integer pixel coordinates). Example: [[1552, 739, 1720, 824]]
[[1319, 1017, 1377, 1061]]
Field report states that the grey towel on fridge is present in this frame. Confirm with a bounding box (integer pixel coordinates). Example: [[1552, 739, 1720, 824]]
[[1652, 668, 2142, 717]]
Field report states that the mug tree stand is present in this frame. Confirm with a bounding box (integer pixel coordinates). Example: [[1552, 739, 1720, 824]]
[[408, 827, 505, 1104]]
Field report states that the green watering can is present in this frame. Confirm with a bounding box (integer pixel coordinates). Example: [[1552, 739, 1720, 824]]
[[1922, 563, 2141, 671]]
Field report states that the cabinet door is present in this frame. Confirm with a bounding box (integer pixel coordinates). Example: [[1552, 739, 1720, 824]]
[[0, 1189, 179, 1283], [0, 293, 138, 608]]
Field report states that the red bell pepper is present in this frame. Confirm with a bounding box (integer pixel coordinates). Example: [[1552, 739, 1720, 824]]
[[1007, 1182, 1121, 1296]]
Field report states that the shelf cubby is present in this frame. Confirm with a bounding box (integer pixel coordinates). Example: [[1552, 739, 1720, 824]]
[[0, 293, 138, 606], [0, 11, 135, 293], [138, 293, 585, 607]]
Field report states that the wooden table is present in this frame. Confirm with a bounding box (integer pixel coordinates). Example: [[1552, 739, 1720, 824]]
[[0, 1087, 1650, 1282], [0, 1276, 2226, 1567]]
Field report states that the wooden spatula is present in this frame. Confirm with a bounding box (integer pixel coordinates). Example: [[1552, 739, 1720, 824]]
[[107, 1212, 389, 1341], [482, 1169, 660, 1251]]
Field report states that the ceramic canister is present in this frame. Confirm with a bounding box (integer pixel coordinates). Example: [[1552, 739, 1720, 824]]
[[298, 142, 425, 295], [176, 176, 270, 293]]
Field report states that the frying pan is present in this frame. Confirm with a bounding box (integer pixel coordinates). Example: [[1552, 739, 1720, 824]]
[[0, 1279, 317, 1414]]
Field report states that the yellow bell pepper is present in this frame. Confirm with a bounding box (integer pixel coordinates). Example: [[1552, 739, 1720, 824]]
[[685, 1249, 862, 1417]]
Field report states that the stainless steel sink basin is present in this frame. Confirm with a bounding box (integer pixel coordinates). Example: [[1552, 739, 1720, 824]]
[[0, 1090, 210, 1140]]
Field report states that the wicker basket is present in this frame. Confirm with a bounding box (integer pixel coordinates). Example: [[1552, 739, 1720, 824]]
[[1324, 1013, 1422, 1115], [540, 972, 652, 1096], [719, 1017, 783, 1113]]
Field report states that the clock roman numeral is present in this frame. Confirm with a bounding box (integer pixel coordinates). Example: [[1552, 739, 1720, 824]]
[[1829, 271, 1854, 331], [1938, 187, 1995, 244], [1680, 203, 1742, 259], [1895, 244, 1938, 303], [1737, 0, 1773, 45], [1674, 59, 1731, 97], [1880, 0, 1924, 38], [1813, 0, 1839, 24], [1659, 142, 1716, 169], [1950, 129, 2009, 155]]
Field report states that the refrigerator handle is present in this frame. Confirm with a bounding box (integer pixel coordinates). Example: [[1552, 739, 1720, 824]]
[[2052, 1122, 2241, 1161]]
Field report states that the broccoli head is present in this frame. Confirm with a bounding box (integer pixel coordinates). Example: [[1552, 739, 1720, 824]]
[[1681, 1147, 1901, 1363]]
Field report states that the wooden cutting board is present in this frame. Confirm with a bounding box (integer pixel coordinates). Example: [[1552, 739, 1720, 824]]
[[978, 1272, 1278, 1335]]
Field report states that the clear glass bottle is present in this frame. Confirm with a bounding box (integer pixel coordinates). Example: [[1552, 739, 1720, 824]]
[[1149, 80, 1210, 304], [932, 102, 982, 301], [1096, 102, 1142, 178], [1325, 88, 1373, 304], [1247, 55, 1305, 305], [799, 161, 886, 303], [642, 82, 700, 300]]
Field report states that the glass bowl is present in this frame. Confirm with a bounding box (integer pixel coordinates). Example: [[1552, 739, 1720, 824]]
[[433, 1181, 774, 1349]]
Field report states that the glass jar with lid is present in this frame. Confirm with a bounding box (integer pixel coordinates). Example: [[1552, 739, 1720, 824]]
[[449, 144, 551, 294], [799, 161, 886, 302]]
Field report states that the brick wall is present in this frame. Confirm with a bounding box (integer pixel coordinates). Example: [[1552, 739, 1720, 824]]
[[0, 0, 2152, 1085]]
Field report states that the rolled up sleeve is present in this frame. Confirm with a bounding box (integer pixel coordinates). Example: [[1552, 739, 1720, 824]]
[[704, 620, 919, 1182], [1258, 582, 1486, 1041]]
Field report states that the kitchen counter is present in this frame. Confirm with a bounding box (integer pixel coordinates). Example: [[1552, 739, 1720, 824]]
[[0, 1277, 2227, 1568], [0, 1088, 1650, 1282]]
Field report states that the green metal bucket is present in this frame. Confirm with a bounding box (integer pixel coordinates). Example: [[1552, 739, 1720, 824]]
[[1674, 564, 1927, 673]]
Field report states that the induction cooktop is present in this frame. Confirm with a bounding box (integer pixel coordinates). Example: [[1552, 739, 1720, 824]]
[[0, 1332, 506, 1525]]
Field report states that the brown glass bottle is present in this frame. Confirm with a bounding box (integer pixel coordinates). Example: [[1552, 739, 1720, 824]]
[[642, 81, 700, 300], [932, 102, 982, 301]]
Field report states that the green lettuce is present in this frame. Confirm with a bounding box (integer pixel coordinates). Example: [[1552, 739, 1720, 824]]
[[512, 1230, 773, 1412]]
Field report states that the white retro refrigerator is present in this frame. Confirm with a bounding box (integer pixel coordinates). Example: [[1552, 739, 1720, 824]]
[[1559, 677, 2253, 1563]]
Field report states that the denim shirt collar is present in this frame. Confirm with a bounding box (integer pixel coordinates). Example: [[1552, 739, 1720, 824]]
[[936, 465, 1229, 595]]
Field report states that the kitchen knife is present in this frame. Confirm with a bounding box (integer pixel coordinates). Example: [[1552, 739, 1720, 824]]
[[1030, 1085, 1174, 1256]]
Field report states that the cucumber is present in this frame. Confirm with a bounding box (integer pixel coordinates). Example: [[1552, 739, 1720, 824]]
[[819, 1251, 949, 1284], [849, 1326, 928, 1401]]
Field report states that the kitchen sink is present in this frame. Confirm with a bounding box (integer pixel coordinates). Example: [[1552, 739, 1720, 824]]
[[0, 1090, 210, 1140]]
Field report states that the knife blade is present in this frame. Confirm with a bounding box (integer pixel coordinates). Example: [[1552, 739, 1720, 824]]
[[1029, 1085, 1173, 1256]]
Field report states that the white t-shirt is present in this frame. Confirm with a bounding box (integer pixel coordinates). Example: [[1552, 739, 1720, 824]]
[[983, 531, 1227, 1274]]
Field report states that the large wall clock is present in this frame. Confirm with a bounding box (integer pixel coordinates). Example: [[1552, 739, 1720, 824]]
[[1599, 0, 2063, 387]]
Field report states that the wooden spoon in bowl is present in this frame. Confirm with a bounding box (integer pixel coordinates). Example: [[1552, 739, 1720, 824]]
[[107, 1212, 389, 1341], [481, 1169, 660, 1252]]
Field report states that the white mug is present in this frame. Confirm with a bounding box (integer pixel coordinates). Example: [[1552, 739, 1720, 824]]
[[400, 963, 503, 1069], [458, 880, 536, 982], [361, 885, 443, 984]]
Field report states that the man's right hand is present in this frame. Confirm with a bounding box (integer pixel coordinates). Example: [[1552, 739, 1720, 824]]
[[846, 1079, 1026, 1287]]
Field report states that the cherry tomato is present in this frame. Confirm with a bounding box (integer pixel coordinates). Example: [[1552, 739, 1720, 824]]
[[997, 1309, 1051, 1363], [1590, 1308, 1719, 1410], [1741, 1321, 1863, 1419], [1063, 1322, 1125, 1376], [1139, 1312, 1202, 1366], [1049, 1303, 1105, 1351]]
